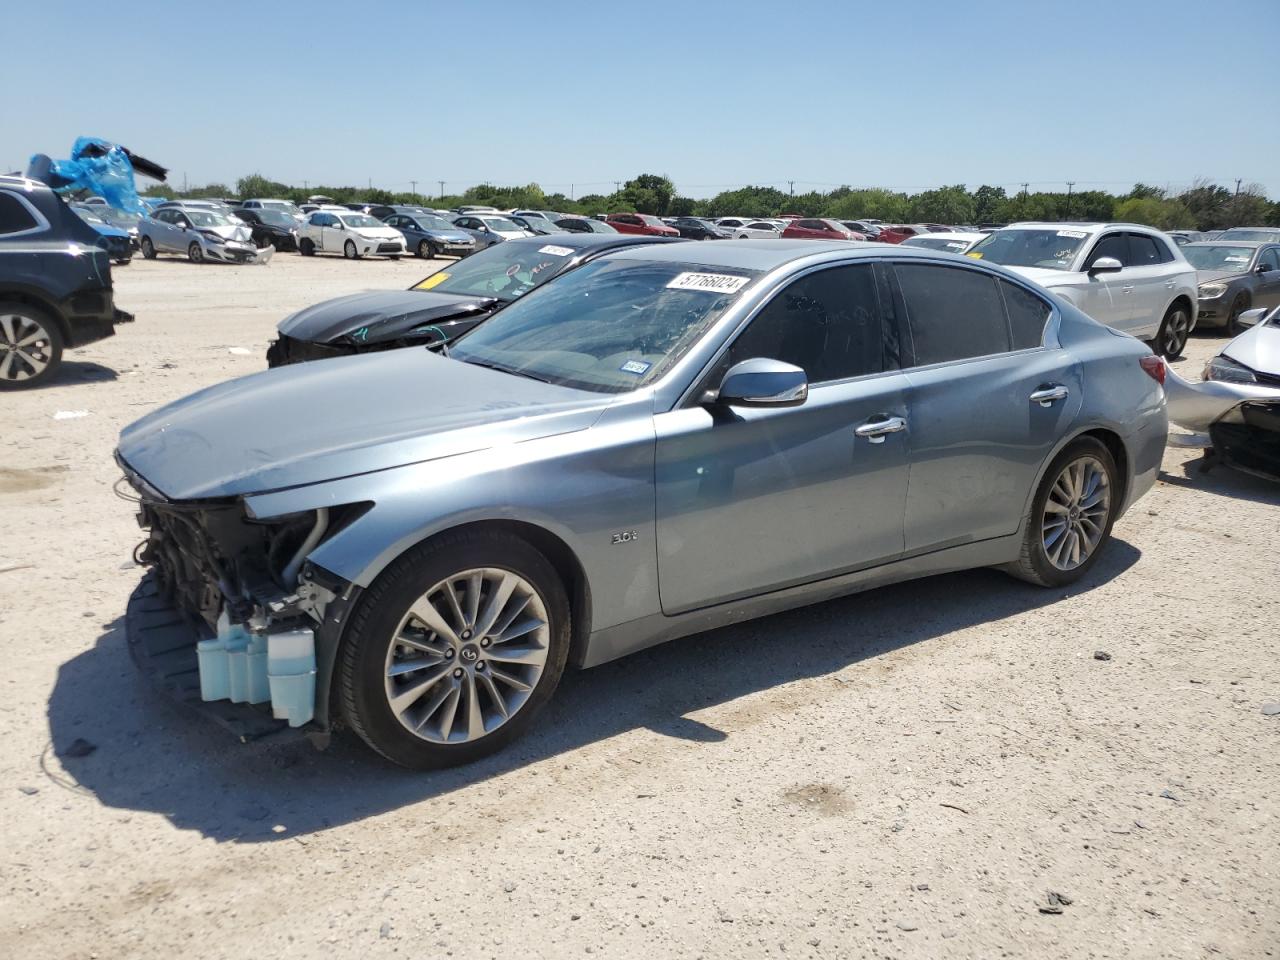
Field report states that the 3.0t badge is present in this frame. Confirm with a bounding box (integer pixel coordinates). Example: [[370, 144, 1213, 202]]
[[611, 530, 638, 545]]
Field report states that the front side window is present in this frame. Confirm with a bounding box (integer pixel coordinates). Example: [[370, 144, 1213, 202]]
[[1260, 247, 1280, 271], [450, 259, 761, 393], [1085, 233, 1128, 268], [727, 264, 888, 383], [895, 263, 1010, 365]]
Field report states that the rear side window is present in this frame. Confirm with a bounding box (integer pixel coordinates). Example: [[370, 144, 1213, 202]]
[[0, 194, 40, 235], [728, 264, 888, 383], [999, 280, 1052, 350], [895, 263, 1010, 365]]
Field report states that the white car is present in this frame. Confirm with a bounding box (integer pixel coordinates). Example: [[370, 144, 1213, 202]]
[[902, 231, 985, 254], [967, 222, 1199, 358], [714, 217, 755, 232], [732, 220, 782, 239], [297, 210, 406, 259]]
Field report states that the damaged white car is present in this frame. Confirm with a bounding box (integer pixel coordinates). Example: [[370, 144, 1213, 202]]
[[1165, 305, 1280, 481]]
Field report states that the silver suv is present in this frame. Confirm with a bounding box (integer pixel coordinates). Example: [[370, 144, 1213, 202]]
[[968, 222, 1198, 358]]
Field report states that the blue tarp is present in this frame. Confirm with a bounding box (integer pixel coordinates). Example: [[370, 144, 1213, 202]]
[[34, 137, 151, 215]]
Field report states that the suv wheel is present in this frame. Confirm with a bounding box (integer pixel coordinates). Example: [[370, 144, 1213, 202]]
[[1155, 303, 1191, 359], [0, 302, 64, 390], [1004, 437, 1119, 588], [339, 530, 570, 769]]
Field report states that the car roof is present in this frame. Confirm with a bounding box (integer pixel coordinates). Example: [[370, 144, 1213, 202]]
[[1004, 221, 1169, 236], [498, 233, 686, 253], [1184, 240, 1265, 247], [603, 238, 905, 271]]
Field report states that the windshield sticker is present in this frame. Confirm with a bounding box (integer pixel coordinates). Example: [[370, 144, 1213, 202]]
[[538, 244, 574, 257], [416, 272, 449, 290], [1057, 230, 1088, 239], [619, 359, 652, 375], [666, 272, 751, 294], [966, 251, 983, 259]]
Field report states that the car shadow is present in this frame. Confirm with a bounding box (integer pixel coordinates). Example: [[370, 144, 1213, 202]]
[[57, 360, 120, 384], [47, 541, 1140, 842], [1160, 456, 1280, 505]]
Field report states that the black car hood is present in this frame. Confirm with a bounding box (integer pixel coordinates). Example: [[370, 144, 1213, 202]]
[[277, 289, 499, 346]]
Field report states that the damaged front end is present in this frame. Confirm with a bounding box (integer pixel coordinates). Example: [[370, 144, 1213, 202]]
[[119, 460, 363, 742]]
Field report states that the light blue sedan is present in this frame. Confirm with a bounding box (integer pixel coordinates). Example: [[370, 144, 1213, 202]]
[[117, 241, 1167, 768]]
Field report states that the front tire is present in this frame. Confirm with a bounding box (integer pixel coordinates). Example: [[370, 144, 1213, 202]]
[[187, 242, 204, 264], [299, 237, 315, 256], [1155, 303, 1191, 359], [1004, 437, 1119, 588], [0, 302, 64, 390], [416, 240, 433, 259], [1225, 294, 1250, 337], [140, 236, 156, 259], [343, 239, 359, 260], [339, 530, 571, 769]]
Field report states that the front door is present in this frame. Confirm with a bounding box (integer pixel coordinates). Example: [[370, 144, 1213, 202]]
[[889, 261, 1083, 552], [1078, 231, 1137, 333], [655, 262, 910, 613]]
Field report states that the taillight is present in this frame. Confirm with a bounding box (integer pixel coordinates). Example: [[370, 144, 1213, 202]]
[[1139, 355, 1166, 385]]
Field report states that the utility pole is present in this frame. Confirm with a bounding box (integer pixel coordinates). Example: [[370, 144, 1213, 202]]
[[1020, 182, 1029, 197], [182, 171, 188, 193], [303, 180, 309, 192], [367, 177, 372, 192], [570, 183, 574, 201], [410, 180, 417, 201], [1065, 181, 1075, 218], [1234, 178, 1242, 197], [438, 181, 445, 200], [613, 181, 621, 193], [788, 180, 795, 196]]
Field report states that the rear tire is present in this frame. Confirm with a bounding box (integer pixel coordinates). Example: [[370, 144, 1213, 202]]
[[0, 302, 64, 390], [1154, 303, 1191, 359], [339, 530, 570, 769], [140, 236, 156, 259], [1004, 437, 1119, 588]]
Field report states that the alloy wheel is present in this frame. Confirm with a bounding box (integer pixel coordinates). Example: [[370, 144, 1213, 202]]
[[384, 567, 550, 744], [0, 313, 54, 383], [1160, 308, 1190, 358], [1041, 455, 1111, 571], [188, 242, 204, 263]]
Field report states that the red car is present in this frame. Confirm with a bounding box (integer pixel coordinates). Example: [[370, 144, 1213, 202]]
[[876, 224, 928, 244], [780, 217, 865, 241], [604, 213, 680, 237]]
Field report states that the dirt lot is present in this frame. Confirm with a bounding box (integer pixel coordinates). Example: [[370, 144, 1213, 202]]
[[1, 253, 1277, 960]]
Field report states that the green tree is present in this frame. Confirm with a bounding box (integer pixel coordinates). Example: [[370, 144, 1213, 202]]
[[824, 188, 909, 222], [907, 184, 975, 224], [667, 195, 697, 217], [972, 185, 1007, 224], [1113, 197, 1195, 229]]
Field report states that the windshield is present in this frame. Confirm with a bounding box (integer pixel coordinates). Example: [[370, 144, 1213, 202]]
[[480, 217, 521, 231], [413, 241, 580, 300], [1183, 245, 1257, 272], [904, 236, 973, 252], [967, 228, 1087, 270], [1218, 228, 1280, 242], [187, 210, 233, 227], [413, 215, 456, 231], [257, 210, 295, 228], [341, 214, 382, 229], [639, 215, 667, 227], [262, 201, 299, 213], [449, 259, 760, 393]]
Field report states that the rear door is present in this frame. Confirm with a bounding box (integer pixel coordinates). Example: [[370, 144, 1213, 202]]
[[890, 260, 1083, 552], [655, 262, 911, 612]]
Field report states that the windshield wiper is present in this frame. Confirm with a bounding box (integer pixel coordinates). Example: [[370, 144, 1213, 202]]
[[459, 358, 553, 383]]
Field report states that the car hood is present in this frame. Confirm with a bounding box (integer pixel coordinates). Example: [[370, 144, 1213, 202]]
[[117, 348, 612, 500], [1195, 269, 1245, 284], [1223, 320, 1280, 376], [1001, 266, 1080, 287], [206, 223, 253, 243], [421, 230, 474, 242], [353, 227, 404, 239], [277, 289, 499, 345]]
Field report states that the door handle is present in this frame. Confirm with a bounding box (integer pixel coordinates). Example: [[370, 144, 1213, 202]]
[[1029, 385, 1070, 407], [854, 415, 907, 443], [1122, 285, 1135, 294], [1165, 280, 1175, 288]]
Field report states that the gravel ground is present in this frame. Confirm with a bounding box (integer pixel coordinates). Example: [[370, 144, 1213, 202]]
[[1, 254, 1277, 960]]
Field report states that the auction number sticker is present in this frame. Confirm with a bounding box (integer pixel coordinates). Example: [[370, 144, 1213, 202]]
[[966, 251, 983, 259], [666, 272, 751, 294], [1057, 230, 1087, 239], [619, 359, 652, 375], [538, 244, 574, 257], [416, 272, 449, 290]]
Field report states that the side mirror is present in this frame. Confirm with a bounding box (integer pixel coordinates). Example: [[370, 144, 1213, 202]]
[[335, 222, 345, 230], [1237, 307, 1267, 329], [1255, 263, 1272, 275], [711, 358, 808, 408], [1088, 256, 1122, 274]]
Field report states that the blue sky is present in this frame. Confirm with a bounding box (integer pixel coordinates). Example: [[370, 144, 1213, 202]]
[[7, 0, 1276, 199]]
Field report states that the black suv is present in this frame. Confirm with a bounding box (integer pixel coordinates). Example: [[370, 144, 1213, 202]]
[[0, 174, 132, 388]]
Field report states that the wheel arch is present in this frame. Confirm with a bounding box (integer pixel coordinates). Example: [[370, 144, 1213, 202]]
[[0, 288, 71, 342], [1017, 424, 1132, 538]]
